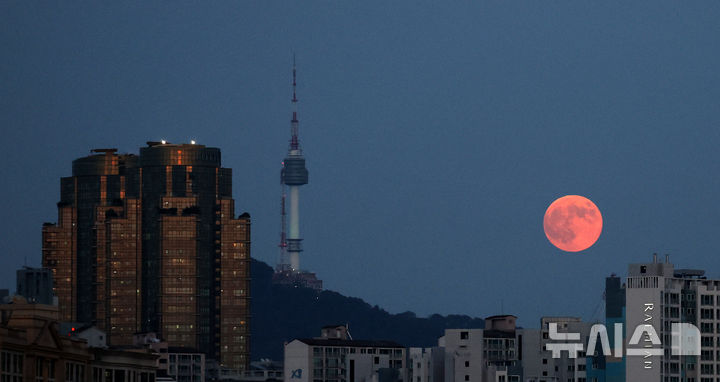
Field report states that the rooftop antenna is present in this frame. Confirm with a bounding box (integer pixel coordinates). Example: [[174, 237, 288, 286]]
[[346, 323, 353, 340]]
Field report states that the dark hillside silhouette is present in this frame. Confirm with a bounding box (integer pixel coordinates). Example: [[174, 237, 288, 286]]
[[251, 258, 485, 360]]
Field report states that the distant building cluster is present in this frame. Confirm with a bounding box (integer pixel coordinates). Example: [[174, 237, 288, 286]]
[[0, 296, 272, 382], [4, 136, 720, 382], [0, 299, 158, 382], [280, 255, 720, 382], [284, 318, 594, 382], [406, 316, 596, 382]]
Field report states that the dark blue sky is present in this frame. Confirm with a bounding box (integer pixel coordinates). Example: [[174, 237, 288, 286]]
[[2, 1, 720, 327]]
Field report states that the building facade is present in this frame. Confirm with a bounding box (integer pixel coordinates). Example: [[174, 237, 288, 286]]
[[284, 325, 406, 382], [42, 143, 251, 370], [407, 347, 444, 382], [0, 300, 158, 382], [213, 359, 283, 382], [519, 317, 593, 382], [16, 266, 55, 305], [624, 254, 717, 382], [440, 316, 522, 382], [583, 275, 626, 382], [167, 350, 206, 382], [412, 315, 603, 382], [566, 254, 716, 381]]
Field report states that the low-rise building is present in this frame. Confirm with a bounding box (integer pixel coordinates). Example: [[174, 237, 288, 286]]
[[0, 298, 158, 382], [407, 347, 444, 382], [133, 332, 205, 382], [90, 348, 158, 382], [61, 325, 109, 349], [519, 317, 594, 382], [284, 325, 406, 382], [217, 360, 283, 382], [441, 315, 522, 382], [167, 349, 205, 382]]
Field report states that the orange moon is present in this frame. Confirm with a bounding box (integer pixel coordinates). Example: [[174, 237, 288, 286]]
[[543, 195, 603, 252]]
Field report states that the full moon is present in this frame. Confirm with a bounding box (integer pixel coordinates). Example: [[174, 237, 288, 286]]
[[543, 195, 603, 252]]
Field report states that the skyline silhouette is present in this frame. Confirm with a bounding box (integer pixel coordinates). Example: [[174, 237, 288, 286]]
[[2, 1, 720, 327]]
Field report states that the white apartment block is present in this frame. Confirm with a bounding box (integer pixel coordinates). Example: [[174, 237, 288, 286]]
[[284, 325, 406, 382], [414, 315, 598, 382], [626, 254, 717, 382], [440, 315, 522, 382]]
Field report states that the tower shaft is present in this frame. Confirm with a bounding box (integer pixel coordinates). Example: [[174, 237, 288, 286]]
[[277, 186, 290, 272], [280, 57, 308, 272], [288, 185, 301, 270]]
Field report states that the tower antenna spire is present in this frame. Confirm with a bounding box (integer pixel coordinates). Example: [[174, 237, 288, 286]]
[[290, 54, 300, 152]]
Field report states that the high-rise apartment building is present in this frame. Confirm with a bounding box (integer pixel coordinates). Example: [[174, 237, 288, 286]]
[[624, 254, 714, 382], [42, 142, 250, 370]]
